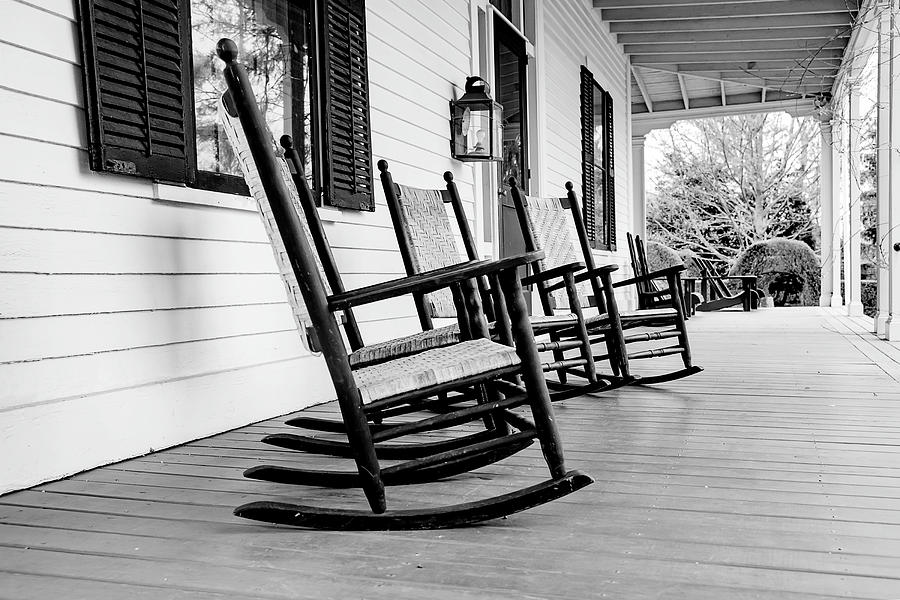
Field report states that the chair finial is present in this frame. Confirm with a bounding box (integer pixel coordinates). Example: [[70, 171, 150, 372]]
[[565, 181, 574, 191], [377, 159, 389, 172], [216, 39, 239, 63], [443, 171, 454, 183], [280, 135, 293, 150]]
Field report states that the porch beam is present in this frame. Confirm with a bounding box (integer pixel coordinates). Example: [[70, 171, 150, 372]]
[[600, 0, 855, 21], [631, 50, 846, 65], [616, 27, 852, 45], [622, 39, 848, 55], [635, 92, 816, 114], [594, 0, 859, 9], [631, 97, 816, 136], [638, 65, 836, 95], [609, 14, 854, 33], [631, 66, 654, 112], [667, 60, 842, 73]]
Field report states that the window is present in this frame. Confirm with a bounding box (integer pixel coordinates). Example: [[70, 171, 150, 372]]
[[580, 66, 615, 251], [78, 0, 374, 210]]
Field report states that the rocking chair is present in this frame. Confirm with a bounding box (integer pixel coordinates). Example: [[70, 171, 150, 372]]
[[377, 162, 629, 399], [509, 181, 703, 386], [218, 39, 590, 529], [626, 233, 696, 318], [688, 256, 760, 312]]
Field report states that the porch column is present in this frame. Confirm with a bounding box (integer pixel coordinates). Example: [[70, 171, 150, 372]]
[[846, 83, 864, 316], [885, 2, 900, 339], [818, 110, 838, 307], [631, 134, 647, 239], [876, 2, 893, 335], [832, 116, 844, 308]]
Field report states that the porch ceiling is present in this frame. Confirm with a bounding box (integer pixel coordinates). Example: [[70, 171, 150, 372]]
[[594, 0, 859, 123]]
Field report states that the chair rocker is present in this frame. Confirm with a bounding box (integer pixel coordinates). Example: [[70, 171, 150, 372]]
[[689, 256, 760, 313], [377, 161, 629, 401], [218, 39, 591, 529], [509, 181, 703, 386]]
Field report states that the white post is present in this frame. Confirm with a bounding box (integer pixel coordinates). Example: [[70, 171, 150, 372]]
[[847, 83, 864, 316], [831, 115, 844, 308], [876, 2, 892, 335], [631, 134, 647, 239], [885, 2, 900, 340], [818, 110, 837, 307]]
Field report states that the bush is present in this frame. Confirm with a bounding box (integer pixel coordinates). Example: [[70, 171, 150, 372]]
[[645, 241, 683, 272], [730, 238, 820, 306], [862, 280, 876, 318]]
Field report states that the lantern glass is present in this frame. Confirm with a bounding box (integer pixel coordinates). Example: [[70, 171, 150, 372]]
[[449, 79, 503, 162]]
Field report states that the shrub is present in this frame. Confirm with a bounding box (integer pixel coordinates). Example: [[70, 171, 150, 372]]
[[730, 238, 820, 306], [862, 280, 876, 318], [677, 249, 706, 277], [645, 241, 683, 272]]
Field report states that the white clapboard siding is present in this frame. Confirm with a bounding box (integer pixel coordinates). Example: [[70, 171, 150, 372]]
[[0, 356, 333, 494], [0, 1, 80, 64], [0, 181, 269, 243], [0, 0, 482, 493], [0, 272, 289, 318], [0, 303, 297, 364], [543, 0, 631, 263], [0, 329, 307, 411]]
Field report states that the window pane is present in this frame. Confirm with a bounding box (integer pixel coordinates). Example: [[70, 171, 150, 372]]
[[593, 83, 604, 165], [190, 0, 314, 186], [595, 165, 606, 243]]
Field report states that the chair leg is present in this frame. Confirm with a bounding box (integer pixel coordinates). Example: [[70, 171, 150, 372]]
[[666, 272, 694, 370], [599, 269, 630, 379], [562, 271, 597, 383], [499, 269, 567, 480]]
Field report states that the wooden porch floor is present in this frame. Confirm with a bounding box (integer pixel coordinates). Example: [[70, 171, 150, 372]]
[[2, 308, 900, 599]]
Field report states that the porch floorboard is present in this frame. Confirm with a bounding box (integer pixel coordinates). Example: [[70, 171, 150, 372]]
[[2, 307, 899, 599]]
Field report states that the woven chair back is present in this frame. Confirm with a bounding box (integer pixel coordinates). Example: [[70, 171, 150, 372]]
[[219, 93, 329, 353], [394, 183, 465, 318], [522, 194, 593, 306]]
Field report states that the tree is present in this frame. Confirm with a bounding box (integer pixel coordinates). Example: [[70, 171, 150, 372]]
[[647, 113, 820, 268]]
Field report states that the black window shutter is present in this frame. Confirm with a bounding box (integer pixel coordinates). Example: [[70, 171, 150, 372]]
[[78, 0, 195, 183], [579, 66, 596, 248], [603, 90, 616, 251], [321, 0, 375, 211]]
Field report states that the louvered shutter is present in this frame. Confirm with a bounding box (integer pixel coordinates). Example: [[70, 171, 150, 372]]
[[579, 66, 597, 247], [321, 0, 374, 211], [78, 0, 195, 183], [603, 90, 616, 251]]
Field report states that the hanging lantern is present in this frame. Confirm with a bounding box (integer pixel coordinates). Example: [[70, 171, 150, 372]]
[[449, 76, 503, 162]]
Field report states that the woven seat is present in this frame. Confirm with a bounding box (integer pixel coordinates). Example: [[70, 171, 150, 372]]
[[353, 338, 521, 404], [349, 324, 460, 368]]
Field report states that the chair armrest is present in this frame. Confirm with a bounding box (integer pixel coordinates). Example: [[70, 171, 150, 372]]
[[328, 251, 545, 311], [707, 275, 757, 281], [520, 261, 584, 286], [544, 264, 618, 293], [570, 264, 620, 285], [613, 265, 686, 289]]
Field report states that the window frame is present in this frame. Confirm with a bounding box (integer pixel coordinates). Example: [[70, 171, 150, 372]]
[[580, 66, 616, 252], [187, 0, 319, 198], [78, 0, 374, 210]]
